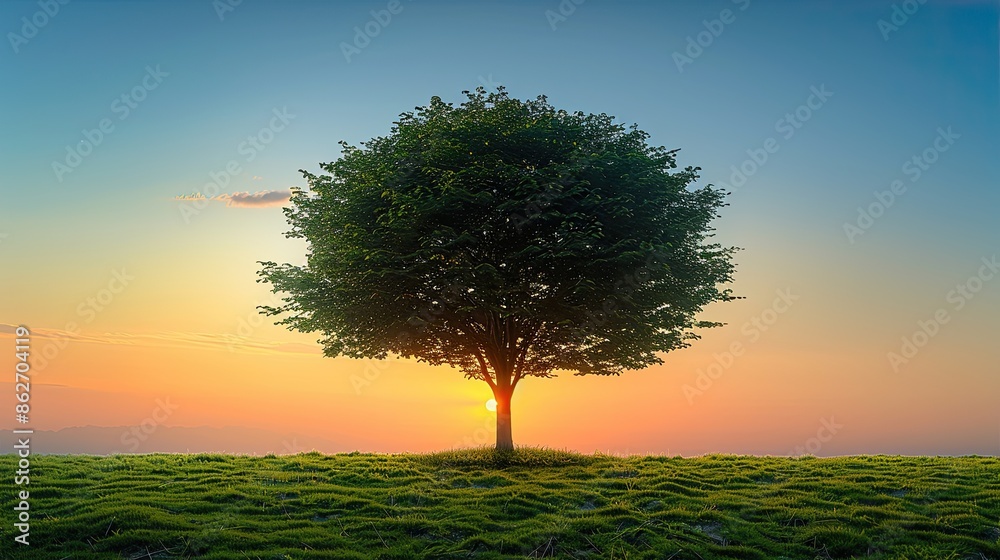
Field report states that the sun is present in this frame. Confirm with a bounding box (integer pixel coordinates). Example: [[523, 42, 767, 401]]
[[485, 399, 497, 412]]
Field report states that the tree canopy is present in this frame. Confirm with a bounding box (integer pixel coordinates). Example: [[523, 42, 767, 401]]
[[258, 87, 738, 449]]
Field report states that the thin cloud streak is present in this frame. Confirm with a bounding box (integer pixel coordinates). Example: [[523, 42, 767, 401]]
[[173, 189, 292, 208], [0, 324, 319, 356]]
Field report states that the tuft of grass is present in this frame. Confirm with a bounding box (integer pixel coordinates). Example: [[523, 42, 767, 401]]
[[0, 452, 997, 559], [421, 445, 594, 468]]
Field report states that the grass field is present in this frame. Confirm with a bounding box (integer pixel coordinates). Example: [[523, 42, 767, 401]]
[[1, 449, 998, 559]]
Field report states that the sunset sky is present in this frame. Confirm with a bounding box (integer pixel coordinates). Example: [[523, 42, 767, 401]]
[[1, 0, 998, 456]]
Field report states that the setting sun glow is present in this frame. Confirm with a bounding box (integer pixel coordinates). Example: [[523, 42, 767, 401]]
[[485, 399, 497, 413]]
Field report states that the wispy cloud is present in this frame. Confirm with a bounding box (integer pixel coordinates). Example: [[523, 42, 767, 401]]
[[174, 188, 292, 208], [223, 190, 292, 207]]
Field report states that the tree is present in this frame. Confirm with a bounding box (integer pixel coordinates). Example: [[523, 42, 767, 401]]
[[258, 87, 738, 451]]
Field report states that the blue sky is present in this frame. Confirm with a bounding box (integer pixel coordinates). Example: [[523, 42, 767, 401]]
[[3, 0, 996, 246]]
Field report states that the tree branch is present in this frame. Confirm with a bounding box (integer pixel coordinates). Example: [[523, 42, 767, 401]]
[[512, 321, 541, 388], [474, 349, 496, 391]]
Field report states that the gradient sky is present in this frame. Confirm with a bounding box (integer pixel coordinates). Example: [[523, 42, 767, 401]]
[[1, 0, 998, 456]]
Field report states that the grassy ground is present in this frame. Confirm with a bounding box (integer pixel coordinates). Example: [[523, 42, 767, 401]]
[[1, 449, 998, 559]]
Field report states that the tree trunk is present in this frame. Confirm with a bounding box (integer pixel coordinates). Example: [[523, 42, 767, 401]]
[[494, 386, 513, 451]]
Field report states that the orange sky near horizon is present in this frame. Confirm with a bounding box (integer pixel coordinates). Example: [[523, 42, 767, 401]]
[[3, 241, 998, 456]]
